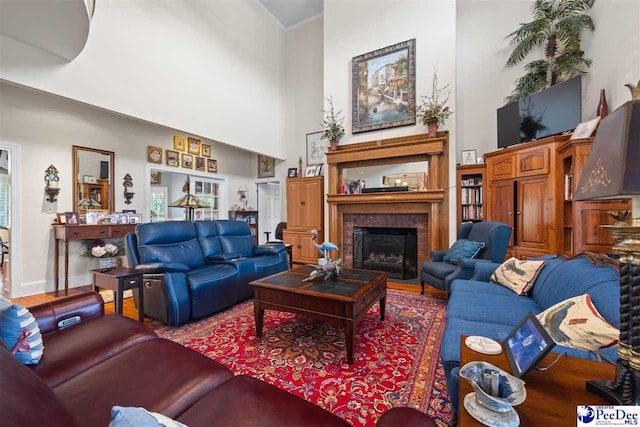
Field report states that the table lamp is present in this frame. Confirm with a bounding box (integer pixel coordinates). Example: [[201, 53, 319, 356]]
[[574, 99, 640, 405], [169, 177, 209, 221]]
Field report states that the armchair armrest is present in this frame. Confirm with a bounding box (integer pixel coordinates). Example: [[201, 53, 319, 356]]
[[253, 244, 285, 257], [29, 292, 104, 335], [206, 253, 244, 262], [134, 262, 190, 273], [429, 250, 446, 262]]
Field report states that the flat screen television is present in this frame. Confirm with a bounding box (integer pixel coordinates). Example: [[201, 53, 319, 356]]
[[497, 76, 582, 149]]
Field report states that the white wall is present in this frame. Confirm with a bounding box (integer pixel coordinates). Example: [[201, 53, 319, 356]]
[[0, 0, 288, 159], [0, 82, 259, 297], [456, 0, 640, 159]]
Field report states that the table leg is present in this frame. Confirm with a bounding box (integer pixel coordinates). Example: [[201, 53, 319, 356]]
[[380, 295, 386, 321], [54, 239, 60, 293], [116, 283, 124, 315], [254, 301, 264, 337], [64, 240, 70, 295], [345, 319, 355, 364]]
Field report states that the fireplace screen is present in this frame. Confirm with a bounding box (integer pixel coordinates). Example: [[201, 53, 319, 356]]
[[353, 227, 418, 280]]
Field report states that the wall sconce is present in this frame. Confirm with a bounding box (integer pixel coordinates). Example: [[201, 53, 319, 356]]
[[123, 173, 134, 205], [238, 185, 248, 208], [44, 164, 60, 203]]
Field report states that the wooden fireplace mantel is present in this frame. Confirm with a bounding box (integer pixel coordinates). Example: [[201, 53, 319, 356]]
[[326, 132, 449, 260]]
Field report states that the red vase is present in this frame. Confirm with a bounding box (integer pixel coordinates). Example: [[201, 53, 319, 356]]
[[329, 138, 338, 152], [597, 89, 609, 117], [426, 120, 438, 139]]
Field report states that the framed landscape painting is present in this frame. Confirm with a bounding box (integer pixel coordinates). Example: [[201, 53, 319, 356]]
[[352, 39, 416, 134]]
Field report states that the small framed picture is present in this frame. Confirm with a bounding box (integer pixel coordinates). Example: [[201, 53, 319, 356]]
[[83, 175, 97, 184], [166, 150, 180, 167], [188, 137, 201, 155], [461, 149, 477, 165], [570, 117, 601, 140], [147, 146, 162, 164], [118, 214, 129, 224], [56, 212, 66, 224], [128, 214, 142, 224], [150, 170, 161, 185], [315, 164, 323, 176], [182, 153, 193, 169], [258, 155, 275, 178], [287, 167, 298, 178], [305, 165, 317, 177], [85, 212, 99, 224], [201, 143, 212, 158], [65, 211, 79, 225], [207, 159, 218, 173], [174, 136, 187, 151], [306, 131, 325, 166], [195, 156, 206, 172]]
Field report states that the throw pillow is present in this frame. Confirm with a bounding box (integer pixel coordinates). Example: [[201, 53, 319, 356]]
[[490, 257, 545, 295], [443, 239, 485, 265], [537, 294, 619, 351], [109, 406, 187, 427], [0, 299, 44, 364]]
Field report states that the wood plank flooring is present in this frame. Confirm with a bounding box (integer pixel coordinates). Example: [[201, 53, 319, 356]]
[[12, 280, 443, 325]]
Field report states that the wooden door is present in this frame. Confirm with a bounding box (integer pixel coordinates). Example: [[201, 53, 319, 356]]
[[286, 178, 323, 230], [516, 177, 549, 251], [487, 180, 515, 247]]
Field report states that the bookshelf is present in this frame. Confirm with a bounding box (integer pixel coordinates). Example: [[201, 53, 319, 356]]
[[228, 210, 258, 244], [457, 164, 486, 228]]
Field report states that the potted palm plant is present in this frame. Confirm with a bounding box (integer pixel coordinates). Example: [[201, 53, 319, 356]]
[[322, 96, 345, 151], [505, 0, 596, 103], [417, 69, 452, 139]]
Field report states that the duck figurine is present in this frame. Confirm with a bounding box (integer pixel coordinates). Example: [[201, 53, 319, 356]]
[[625, 80, 640, 100]]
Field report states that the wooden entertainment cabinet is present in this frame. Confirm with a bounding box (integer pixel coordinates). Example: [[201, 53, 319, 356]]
[[459, 337, 613, 426], [484, 135, 629, 259]]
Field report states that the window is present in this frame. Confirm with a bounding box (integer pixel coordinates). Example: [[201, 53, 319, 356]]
[[192, 178, 219, 221], [150, 187, 168, 222]]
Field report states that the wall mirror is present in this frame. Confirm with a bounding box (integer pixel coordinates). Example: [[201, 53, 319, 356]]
[[72, 146, 115, 213]]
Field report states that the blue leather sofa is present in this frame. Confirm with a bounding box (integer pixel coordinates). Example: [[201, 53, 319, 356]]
[[125, 220, 289, 326], [441, 253, 620, 412]]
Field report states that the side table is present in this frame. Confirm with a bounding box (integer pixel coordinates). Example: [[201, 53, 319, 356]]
[[93, 266, 144, 322]]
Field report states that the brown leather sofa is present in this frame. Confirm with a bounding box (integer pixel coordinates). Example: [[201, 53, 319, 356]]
[[1, 292, 436, 426]]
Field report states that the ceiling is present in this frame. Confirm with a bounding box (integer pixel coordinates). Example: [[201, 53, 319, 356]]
[[258, 0, 323, 29]]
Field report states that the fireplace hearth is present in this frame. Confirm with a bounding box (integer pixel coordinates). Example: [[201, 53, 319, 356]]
[[353, 227, 417, 279]]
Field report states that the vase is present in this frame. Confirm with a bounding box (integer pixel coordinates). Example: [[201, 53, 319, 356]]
[[98, 257, 117, 269], [426, 120, 438, 139], [597, 89, 609, 117], [329, 137, 339, 152]]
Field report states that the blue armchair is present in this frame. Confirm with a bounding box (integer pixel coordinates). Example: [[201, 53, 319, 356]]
[[420, 221, 512, 294]]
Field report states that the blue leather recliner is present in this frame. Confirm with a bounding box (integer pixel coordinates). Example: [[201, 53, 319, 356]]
[[420, 221, 512, 293], [125, 220, 289, 326]]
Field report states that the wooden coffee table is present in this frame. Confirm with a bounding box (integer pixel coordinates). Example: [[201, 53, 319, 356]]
[[251, 266, 388, 364]]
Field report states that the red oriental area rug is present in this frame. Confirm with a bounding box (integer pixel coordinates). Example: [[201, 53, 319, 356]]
[[153, 290, 454, 426]]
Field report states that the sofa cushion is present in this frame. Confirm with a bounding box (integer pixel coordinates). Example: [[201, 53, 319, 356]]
[[136, 222, 205, 269], [216, 220, 256, 258], [537, 294, 619, 351], [109, 406, 186, 427], [194, 221, 223, 259], [0, 298, 44, 364], [53, 339, 233, 427], [30, 315, 157, 388], [490, 258, 545, 295], [443, 239, 485, 264], [187, 265, 239, 318]]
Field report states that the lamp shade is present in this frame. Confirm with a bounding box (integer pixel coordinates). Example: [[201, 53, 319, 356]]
[[168, 194, 209, 209], [78, 196, 102, 209], [574, 100, 640, 201]]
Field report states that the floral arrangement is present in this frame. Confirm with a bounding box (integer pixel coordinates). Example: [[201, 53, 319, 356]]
[[321, 96, 345, 141], [417, 69, 452, 126], [80, 239, 124, 259]]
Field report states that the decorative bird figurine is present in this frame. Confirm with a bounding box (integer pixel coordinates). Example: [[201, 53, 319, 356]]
[[625, 80, 640, 100], [310, 229, 340, 260]]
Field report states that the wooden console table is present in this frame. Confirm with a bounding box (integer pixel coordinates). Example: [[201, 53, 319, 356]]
[[459, 336, 614, 426], [53, 224, 136, 294]]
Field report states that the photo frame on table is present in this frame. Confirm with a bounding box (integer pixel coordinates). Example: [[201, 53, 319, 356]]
[[305, 165, 317, 177], [258, 155, 275, 178], [570, 117, 601, 140], [201, 143, 212, 158], [166, 150, 180, 167], [207, 159, 218, 173], [128, 214, 142, 224], [188, 137, 201, 155], [174, 136, 186, 151], [352, 38, 416, 134], [306, 131, 325, 166], [147, 146, 162, 164], [56, 212, 66, 224], [287, 167, 298, 178], [461, 149, 477, 165], [182, 153, 193, 169], [150, 170, 161, 185], [65, 211, 79, 225]]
